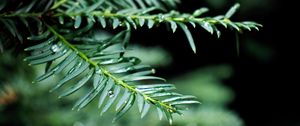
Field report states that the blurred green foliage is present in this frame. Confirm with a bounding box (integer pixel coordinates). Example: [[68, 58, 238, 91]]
[[1, 47, 243, 126], [244, 39, 274, 62], [173, 65, 234, 106], [125, 45, 172, 67], [171, 65, 243, 126]]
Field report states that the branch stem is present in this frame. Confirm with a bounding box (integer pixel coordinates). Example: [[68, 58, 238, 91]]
[[46, 23, 175, 111]]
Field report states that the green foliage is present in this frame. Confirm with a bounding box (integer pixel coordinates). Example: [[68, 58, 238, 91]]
[[0, 55, 243, 126], [0, 0, 261, 124]]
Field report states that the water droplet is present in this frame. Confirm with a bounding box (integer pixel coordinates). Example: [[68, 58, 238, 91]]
[[51, 44, 60, 52], [96, 68, 102, 74], [108, 90, 114, 98], [57, 42, 63, 46], [62, 49, 68, 53], [158, 14, 164, 22], [32, 50, 42, 55], [151, 69, 156, 74], [68, 67, 75, 74]]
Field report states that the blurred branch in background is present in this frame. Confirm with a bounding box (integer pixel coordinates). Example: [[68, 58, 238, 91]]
[[171, 65, 243, 126], [244, 38, 274, 62], [0, 85, 17, 105], [1, 46, 243, 126], [125, 45, 172, 67]]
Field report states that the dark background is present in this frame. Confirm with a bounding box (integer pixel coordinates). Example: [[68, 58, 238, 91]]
[[133, 0, 299, 126]]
